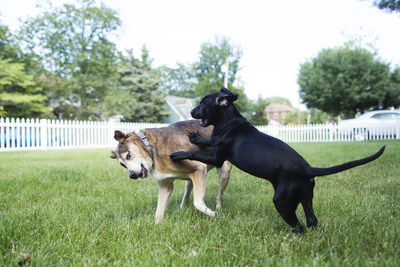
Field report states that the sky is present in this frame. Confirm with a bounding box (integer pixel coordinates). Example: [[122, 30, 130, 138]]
[[1, 0, 400, 109]]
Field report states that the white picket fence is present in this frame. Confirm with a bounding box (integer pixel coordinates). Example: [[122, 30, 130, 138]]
[[0, 117, 399, 152]]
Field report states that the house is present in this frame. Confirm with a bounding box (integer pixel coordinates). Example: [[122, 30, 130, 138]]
[[164, 95, 196, 123], [265, 103, 296, 125]]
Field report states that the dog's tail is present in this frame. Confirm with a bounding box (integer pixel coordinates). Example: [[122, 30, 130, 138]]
[[306, 146, 385, 177]]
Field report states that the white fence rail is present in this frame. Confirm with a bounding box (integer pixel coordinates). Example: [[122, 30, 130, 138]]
[[1, 117, 399, 152]]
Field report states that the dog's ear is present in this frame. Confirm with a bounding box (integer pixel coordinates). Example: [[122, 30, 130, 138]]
[[114, 130, 127, 143], [110, 150, 117, 159], [216, 87, 238, 106], [220, 87, 235, 95]]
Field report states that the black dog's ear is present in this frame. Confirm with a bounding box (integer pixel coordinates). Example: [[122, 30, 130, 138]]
[[216, 87, 238, 106], [114, 130, 127, 143], [220, 87, 235, 95]]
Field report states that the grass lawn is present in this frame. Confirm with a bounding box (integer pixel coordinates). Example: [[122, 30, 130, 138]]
[[0, 141, 399, 266]]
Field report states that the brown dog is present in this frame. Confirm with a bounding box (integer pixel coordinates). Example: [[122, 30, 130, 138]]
[[110, 120, 232, 223]]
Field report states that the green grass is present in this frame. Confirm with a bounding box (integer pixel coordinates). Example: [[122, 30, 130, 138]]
[[0, 141, 399, 266]]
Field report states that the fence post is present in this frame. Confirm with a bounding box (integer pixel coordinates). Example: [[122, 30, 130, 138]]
[[396, 120, 400, 140], [40, 119, 48, 150], [329, 123, 334, 142]]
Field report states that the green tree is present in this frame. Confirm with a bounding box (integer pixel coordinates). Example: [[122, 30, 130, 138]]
[[103, 47, 168, 122], [374, 0, 400, 12], [284, 108, 335, 125], [193, 37, 250, 114], [0, 58, 52, 118], [298, 44, 400, 118], [0, 24, 21, 61], [0, 21, 51, 118], [160, 63, 195, 97], [264, 96, 292, 107], [247, 96, 269, 125], [18, 0, 121, 120]]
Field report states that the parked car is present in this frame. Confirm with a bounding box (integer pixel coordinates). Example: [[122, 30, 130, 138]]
[[338, 110, 400, 140]]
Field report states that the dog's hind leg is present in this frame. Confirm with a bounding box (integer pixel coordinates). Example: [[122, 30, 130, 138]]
[[301, 179, 318, 228], [216, 161, 232, 209], [180, 180, 193, 209], [155, 180, 174, 223], [272, 182, 305, 234], [190, 169, 218, 217]]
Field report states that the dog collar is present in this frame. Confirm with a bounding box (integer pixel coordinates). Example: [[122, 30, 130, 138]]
[[136, 131, 153, 160]]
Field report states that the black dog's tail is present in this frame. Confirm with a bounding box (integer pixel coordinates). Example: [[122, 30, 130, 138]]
[[306, 146, 385, 177]]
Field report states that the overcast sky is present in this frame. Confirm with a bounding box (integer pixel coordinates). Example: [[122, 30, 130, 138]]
[[1, 0, 400, 108]]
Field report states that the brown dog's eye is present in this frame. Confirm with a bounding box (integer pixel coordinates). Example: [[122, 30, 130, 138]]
[[126, 153, 131, 160]]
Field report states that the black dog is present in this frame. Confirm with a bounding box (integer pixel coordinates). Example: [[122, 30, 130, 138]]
[[170, 87, 385, 233]]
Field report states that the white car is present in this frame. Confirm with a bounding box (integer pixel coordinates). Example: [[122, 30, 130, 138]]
[[338, 110, 400, 141]]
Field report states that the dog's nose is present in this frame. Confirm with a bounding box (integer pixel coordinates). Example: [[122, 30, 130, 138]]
[[129, 170, 138, 179], [191, 108, 199, 119]]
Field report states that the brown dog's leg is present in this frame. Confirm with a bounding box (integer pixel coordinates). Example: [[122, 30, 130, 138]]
[[180, 180, 193, 209], [216, 161, 232, 209], [190, 169, 217, 217], [155, 180, 174, 223]]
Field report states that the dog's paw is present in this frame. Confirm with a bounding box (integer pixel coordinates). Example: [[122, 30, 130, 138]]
[[292, 224, 306, 234], [170, 151, 190, 161], [188, 132, 201, 144]]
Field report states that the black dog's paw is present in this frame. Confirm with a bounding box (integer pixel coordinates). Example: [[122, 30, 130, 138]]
[[170, 151, 191, 161], [188, 132, 201, 144], [292, 224, 306, 234]]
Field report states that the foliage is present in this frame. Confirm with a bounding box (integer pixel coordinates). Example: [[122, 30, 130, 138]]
[[0, 58, 53, 118], [284, 108, 335, 125], [160, 36, 251, 116], [247, 96, 269, 125], [1, 141, 398, 265], [264, 96, 293, 107], [103, 48, 168, 123], [247, 96, 295, 125], [159, 63, 196, 98], [0, 24, 22, 61], [18, 0, 121, 120], [298, 44, 400, 118], [193, 37, 250, 114], [193, 37, 241, 96], [374, 0, 400, 12]]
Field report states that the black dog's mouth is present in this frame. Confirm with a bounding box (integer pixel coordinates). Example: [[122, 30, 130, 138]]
[[200, 119, 209, 127]]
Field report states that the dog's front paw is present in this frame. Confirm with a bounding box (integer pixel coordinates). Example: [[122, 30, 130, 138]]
[[188, 132, 201, 144], [170, 151, 191, 161]]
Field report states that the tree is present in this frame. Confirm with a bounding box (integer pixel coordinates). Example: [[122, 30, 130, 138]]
[[193, 37, 251, 114], [0, 21, 52, 118], [247, 96, 269, 125], [298, 44, 400, 118], [374, 0, 400, 12], [284, 108, 335, 125], [18, 0, 121, 120], [159, 63, 196, 97], [103, 47, 168, 122], [0, 58, 52, 118], [0, 24, 21, 61]]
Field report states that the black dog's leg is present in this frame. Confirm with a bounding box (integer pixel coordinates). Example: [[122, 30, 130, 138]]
[[301, 179, 318, 228], [188, 132, 213, 147], [170, 149, 224, 168], [273, 183, 305, 234]]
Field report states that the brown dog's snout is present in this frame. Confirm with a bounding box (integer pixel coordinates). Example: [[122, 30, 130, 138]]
[[129, 170, 139, 179]]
